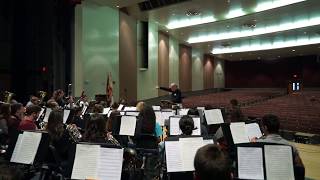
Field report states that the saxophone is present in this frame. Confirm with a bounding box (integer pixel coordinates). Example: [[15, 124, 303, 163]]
[[66, 124, 82, 143]]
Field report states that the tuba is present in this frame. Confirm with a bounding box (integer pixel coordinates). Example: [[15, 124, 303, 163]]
[[4, 91, 14, 103]]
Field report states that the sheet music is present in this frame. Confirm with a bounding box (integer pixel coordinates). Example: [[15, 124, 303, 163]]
[[192, 117, 201, 135], [107, 110, 112, 118], [152, 106, 161, 111], [123, 106, 136, 111], [230, 122, 249, 144], [36, 108, 45, 121], [169, 117, 182, 135], [161, 111, 175, 120], [119, 116, 137, 136], [43, 108, 52, 122], [214, 127, 224, 140], [102, 107, 110, 115], [264, 145, 295, 180], [179, 137, 204, 171], [125, 111, 140, 116], [204, 109, 224, 125], [245, 123, 263, 140], [197, 107, 205, 111], [63, 109, 70, 124], [71, 144, 100, 180], [11, 131, 42, 164], [117, 104, 124, 111], [178, 108, 189, 116], [10, 134, 22, 163], [155, 111, 164, 126], [98, 148, 124, 180], [165, 141, 183, 172], [238, 147, 264, 180], [203, 139, 214, 145], [120, 111, 125, 116], [81, 105, 88, 116]]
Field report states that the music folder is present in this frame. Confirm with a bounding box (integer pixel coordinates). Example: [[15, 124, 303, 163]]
[[204, 109, 224, 125], [119, 115, 137, 136], [165, 136, 205, 172], [235, 143, 295, 180], [71, 143, 124, 180], [9, 131, 49, 165]]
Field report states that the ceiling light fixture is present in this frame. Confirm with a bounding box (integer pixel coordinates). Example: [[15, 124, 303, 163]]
[[166, 0, 305, 29], [116, 5, 119, 8], [211, 36, 320, 54], [188, 15, 320, 43]]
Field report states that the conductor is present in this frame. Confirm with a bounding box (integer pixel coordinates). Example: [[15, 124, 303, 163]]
[[156, 83, 182, 103]]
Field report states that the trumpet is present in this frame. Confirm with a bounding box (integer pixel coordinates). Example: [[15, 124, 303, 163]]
[[106, 132, 121, 146], [4, 91, 14, 103]]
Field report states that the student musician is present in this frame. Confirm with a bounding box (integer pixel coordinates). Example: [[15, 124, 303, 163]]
[[18, 105, 42, 131], [194, 144, 232, 180], [83, 114, 120, 145], [228, 99, 245, 122], [179, 115, 196, 136], [156, 83, 182, 104], [45, 110, 76, 177], [187, 108, 208, 136], [254, 114, 304, 168], [0, 103, 10, 143], [26, 95, 40, 107]]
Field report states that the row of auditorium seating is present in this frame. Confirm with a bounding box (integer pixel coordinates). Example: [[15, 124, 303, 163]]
[[183, 89, 285, 108], [242, 90, 320, 134]]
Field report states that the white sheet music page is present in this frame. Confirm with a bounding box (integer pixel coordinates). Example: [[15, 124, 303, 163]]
[[245, 123, 263, 140], [204, 109, 224, 125], [152, 106, 161, 111], [161, 111, 175, 120], [10, 134, 23, 163], [203, 139, 214, 145], [119, 116, 137, 136], [81, 105, 88, 116], [155, 111, 164, 126], [98, 148, 124, 180], [63, 109, 71, 124], [125, 111, 140, 116], [230, 122, 249, 144], [178, 108, 189, 116], [102, 107, 110, 115], [197, 107, 205, 111], [264, 145, 295, 180], [43, 108, 52, 122], [165, 141, 183, 172], [71, 144, 100, 180], [192, 117, 201, 135], [36, 108, 45, 121], [117, 104, 124, 111], [179, 137, 204, 171], [238, 147, 264, 180], [169, 117, 182, 135], [11, 131, 42, 164], [123, 106, 136, 111]]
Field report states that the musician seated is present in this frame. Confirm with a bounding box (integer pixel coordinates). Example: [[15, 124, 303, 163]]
[[83, 114, 119, 145], [254, 114, 304, 168], [187, 108, 208, 136], [71, 106, 86, 130], [179, 115, 196, 136], [26, 95, 40, 107], [194, 144, 232, 180], [48, 89, 66, 107], [227, 99, 245, 122], [0, 103, 10, 144], [135, 105, 162, 149], [46, 99, 59, 110], [18, 105, 41, 131], [45, 109, 76, 176]]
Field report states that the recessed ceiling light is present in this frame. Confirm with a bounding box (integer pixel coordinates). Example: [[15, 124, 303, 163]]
[[172, 13, 175, 16], [116, 5, 119, 8], [292, 49, 295, 52], [188, 15, 320, 43], [278, 55, 281, 58], [166, 30, 169, 33], [304, 32, 307, 34], [257, 57, 261, 59], [230, 54, 233, 57]]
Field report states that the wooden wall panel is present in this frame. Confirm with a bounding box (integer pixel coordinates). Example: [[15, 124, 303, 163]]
[[203, 54, 214, 89], [158, 32, 169, 96], [179, 45, 192, 92]]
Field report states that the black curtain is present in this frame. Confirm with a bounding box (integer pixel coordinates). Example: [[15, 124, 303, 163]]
[[0, 0, 74, 103]]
